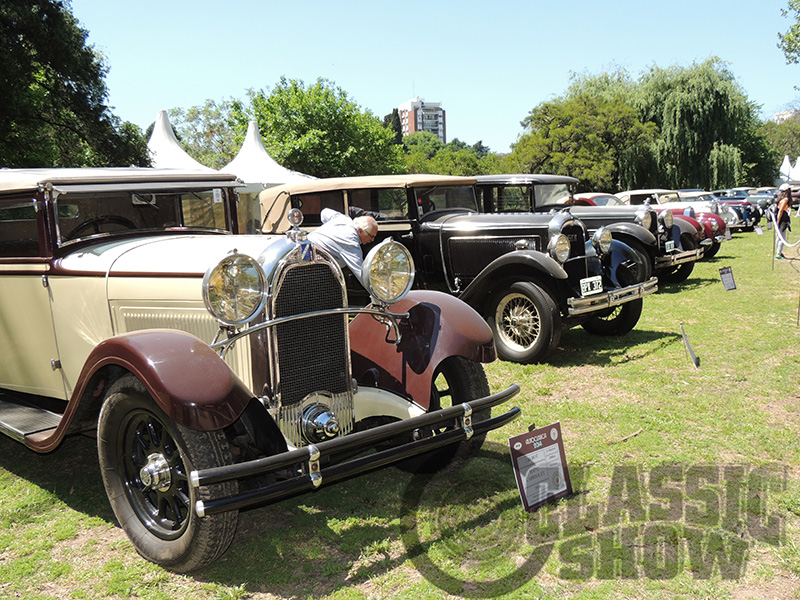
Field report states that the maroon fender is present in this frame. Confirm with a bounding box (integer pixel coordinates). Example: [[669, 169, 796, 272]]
[[349, 290, 495, 410], [78, 329, 253, 431]]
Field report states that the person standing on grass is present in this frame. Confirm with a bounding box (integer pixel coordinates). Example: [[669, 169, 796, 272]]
[[776, 184, 793, 259]]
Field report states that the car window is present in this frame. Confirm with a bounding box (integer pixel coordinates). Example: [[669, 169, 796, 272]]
[[536, 183, 572, 206], [56, 189, 229, 246], [291, 191, 345, 226], [349, 188, 408, 221], [413, 185, 478, 216], [0, 201, 40, 257]]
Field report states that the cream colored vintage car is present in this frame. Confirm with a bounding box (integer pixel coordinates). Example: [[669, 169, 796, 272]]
[[0, 168, 519, 571]]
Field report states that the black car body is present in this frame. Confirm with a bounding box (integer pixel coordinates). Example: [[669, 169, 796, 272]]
[[475, 174, 703, 283], [260, 175, 657, 364]]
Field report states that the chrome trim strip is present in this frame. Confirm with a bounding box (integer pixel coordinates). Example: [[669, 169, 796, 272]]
[[567, 277, 658, 315]]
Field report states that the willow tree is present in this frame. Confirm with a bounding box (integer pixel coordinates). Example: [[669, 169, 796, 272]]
[[632, 59, 775, 188]]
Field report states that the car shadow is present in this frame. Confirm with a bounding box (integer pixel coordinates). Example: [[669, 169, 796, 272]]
[[547, 327, 682, 368]]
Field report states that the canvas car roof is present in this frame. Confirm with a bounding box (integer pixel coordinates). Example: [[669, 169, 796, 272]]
[[0, 168, 241, 194]]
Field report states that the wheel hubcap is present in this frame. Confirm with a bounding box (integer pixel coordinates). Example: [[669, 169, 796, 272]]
[[139, 452, 172, 492], [496, 293, 540, 351]]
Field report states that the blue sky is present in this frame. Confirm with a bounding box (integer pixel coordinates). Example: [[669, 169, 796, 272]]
[[70, 0, 800, 154]]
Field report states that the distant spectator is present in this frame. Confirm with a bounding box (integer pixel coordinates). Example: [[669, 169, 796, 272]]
[[308, 208, 377, 283], [776, 184, 792, 259]]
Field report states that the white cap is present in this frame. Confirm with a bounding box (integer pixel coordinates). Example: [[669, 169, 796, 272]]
[[779, 183, 791, 191]]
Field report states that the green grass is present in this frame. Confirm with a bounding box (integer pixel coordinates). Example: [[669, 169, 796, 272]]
[[1, 221, 800, 599]]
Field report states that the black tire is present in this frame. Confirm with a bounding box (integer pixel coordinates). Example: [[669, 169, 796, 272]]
[[97, 376, 238, 572], [581, 298, 643, 336], [625, 239, 653, 282], [486, 281, 561, 364], [658, 234, 696, 283], [398, 357, 491, 474], [703, 241, 720, 259]]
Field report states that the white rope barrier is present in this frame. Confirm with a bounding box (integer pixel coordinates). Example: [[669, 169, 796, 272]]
[[770, 210, 800, 248]]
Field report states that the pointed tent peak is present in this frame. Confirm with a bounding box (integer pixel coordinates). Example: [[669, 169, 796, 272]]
[[147, 110, 214, 171], [780, 155, 792, 179], [223, 120, 315, 186], [791, 157, 800, 181]]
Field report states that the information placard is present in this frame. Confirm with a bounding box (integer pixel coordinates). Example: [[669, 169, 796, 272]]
[[719, 266, 736, 291], [508, 422, 571, 512]]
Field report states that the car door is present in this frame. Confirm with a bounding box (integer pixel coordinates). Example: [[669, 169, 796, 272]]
[[0, 198, 66, 399]]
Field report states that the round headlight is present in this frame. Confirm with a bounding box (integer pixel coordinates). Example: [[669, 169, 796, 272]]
[[711, 219, 719, 233], [361, 240, 415, 305], [592, 227, 613, 255], [548, 234, 571, 263], [659, 210, 673, 228], [635, 209, 653, 231], [287, 207, 304, 227], [203, 253, 267, 326]]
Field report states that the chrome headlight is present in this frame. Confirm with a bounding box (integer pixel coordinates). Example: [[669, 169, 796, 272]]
[[203, 252, 267, 326], [591, 227, 613, 255], [361, 240, 415, 305], [711, 219, 719, 233], [548, 234, 571, 263], [659, 210, 673, 229], [635, 208, 653, 230]]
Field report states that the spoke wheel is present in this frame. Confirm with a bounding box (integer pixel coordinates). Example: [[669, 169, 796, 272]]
[[98, 376, 238, 572], [487, 281, 560, 363]]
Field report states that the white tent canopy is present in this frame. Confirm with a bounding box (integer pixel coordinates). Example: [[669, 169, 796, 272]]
[[780, 155, 792, 180], [791, 157, 800, 181], [223, 121, 314, 187], [147, 110, 214, 171]]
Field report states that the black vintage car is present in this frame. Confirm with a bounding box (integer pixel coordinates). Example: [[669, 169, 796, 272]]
[[475, 174, 703, 283], [260, 175, 658, 364]]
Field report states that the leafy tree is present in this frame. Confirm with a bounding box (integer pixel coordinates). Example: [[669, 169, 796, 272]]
[[632, 59, 775, 188], [0, 0, 149, 167], [759, 116, 800, 159], [168, 100, 239, 170], [779, 0, 800, 63], [509, 93, 657, 192], [401, 132, 501, 175], [383, 108, 403, 145], [239, 77, 405, 178]]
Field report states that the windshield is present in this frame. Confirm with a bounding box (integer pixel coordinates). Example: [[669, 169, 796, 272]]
[[55, 188, 230, 246]]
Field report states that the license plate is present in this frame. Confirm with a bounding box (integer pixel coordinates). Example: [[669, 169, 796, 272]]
[[665, 240, 675, 252], [580, 275, 603, 296]]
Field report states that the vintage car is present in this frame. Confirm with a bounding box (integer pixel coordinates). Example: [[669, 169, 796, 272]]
[[689, 190, 762, 231], [473, 174, 703, 284], [615, 189, 729, 259], [0, 168, 521, 572], [259, 175, 658, 364]]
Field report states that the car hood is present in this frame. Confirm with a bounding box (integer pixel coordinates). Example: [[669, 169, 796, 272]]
[[58, 234, 285, 276]]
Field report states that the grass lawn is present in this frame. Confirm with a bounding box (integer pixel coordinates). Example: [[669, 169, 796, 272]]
[[1, 219, 799, 599]]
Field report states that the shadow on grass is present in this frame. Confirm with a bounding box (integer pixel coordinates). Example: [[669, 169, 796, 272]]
[[192, 440, 534, 597], [0, 431, 114, 522], [546, 327, 682, 368]]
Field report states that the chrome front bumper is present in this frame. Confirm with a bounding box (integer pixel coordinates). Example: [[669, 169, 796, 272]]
[[654, 247, 703, 268], [567, 276, 658, 316]]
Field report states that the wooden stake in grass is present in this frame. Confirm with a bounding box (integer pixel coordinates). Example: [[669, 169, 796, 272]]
[[680, 322, 700, 368]]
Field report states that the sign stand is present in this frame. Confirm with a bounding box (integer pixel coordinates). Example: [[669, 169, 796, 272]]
[[508, 422, 571, 512]]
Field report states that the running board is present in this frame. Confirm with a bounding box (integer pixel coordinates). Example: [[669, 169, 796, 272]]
[[0, 398, 63, 443]]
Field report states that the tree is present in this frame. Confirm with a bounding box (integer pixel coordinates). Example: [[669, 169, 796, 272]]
[[168, 100, 239, 170], [509, 94, 657, 192], [759, 116, 800, 159], [632, 59, 776, 188], [0, 0, 149, 167], [240, 77, 405, 178], [383, 108, 403, 145], [779, 0, 800, 63]]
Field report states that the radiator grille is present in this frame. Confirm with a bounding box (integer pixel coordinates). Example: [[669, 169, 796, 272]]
[[448, 237, 540, 277], [272, 261, 350, 406], [562, 224, 586, 258]]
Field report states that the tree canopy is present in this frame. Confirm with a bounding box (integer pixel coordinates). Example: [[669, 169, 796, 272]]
[[0, 0, 149, 167], [235, 77, 405, 178], [779, 0, 800, 63]]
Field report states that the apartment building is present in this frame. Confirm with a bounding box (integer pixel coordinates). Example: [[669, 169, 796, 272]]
[[398, 97, 446, 143]]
